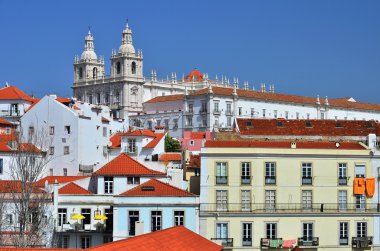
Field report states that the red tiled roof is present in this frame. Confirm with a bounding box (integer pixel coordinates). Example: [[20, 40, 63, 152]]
[[56, 97, 71, 103], [144, 94, 184, 104], [186, 154, 200, 169], [205, 140, 366, 150], [190, 132, 207, 139], [236, 118, 380, 136], [0, 135, 41, 153], [35, 176, 87, 187], [59, 182, 92, 195], [143, 132, 166, 149], [188, 86, 380, 112], [0, 118, 14, 126], [0, 180, 44, 193], [95, 153, 166, 176], [101, 117, 110, 123], [119, 179, 195, 197], [0, 86, 34, 102], [109, 130, 157, 149], [185, 69, 204, 82], [159, 153, 182, 161], [73, 105, 81, 110]]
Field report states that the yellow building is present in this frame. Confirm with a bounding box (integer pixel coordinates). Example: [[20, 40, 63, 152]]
[[200, 140, 379, 250]]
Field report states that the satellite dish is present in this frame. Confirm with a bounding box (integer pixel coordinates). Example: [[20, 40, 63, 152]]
[[107, 141, 112, 147]]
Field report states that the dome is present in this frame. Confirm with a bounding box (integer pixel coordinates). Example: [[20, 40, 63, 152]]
[[118, 43, 135, 54], [185, 69, 203, 82], [81, 50, 98, 60]]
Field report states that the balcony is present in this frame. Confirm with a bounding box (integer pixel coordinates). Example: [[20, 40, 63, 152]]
[[339, 237, 349, 245], [352, 237, 373, 248], [211, 238, 233, 247], [338, 177, 348, 185], [241, 176, 251, 185], [213, 109, 221, 115], [226, 110, 233, 116], [302, 176, 313, 185], [57, 222, 108, 233], [200, 109, 208, 115], [298, 237, 319, 247], [216, 176, 228, 185], [200, 203, 380, 213], [265, 176, 276, 185], [260, 238, 283, 249]]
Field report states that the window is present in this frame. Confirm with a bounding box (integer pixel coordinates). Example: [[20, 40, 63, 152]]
[[104, 177, 113, 194], [250, 108, 255, 117], [265, 162, 276, 185], [156, 120, 161, 127], [266, 223, 277, 239], [274, 110, 278, 118], [303, 223, 313, 241], [202, 119, 207, 127], [131, 62, 136, 74], [127, 139, 136, 153], [88, 95, 93, 104], [49, 147, 54, 155], [96, 92, 101, 104], [50, 168, 53, 176], [103, 127, 107, 137], [241, 190, 251, 211], [61, 236, 69, 248], [115, 92, 120, 103], [214, 117, 219, 127], [5, 128, 10, 134], [285, 111, 289, 119], [0, 159, 3, 174], [321, 112, 325, 120], [339, 222, 349, 245], [238, 107, 242, 116], [79, 67, 83, 79], [216, 223, 229, 240], [216, 162, 227, 184], [6, 214, 13, 225], [63, 168, 67, 176], [262, 109, 266, 118], [186, 116, 192, 126], [151, 211, 162, 231], [64, 146, 69, 155], [173, 119, 178, 130], [357, 222, 367, 237], [241, 162, 251, 184], [296, 112, 300, 119], [164, 119, 169, 130], [189, 140, 194, 146], [64, 126, 71, 135], [127, 177, 140, 185], [265, 190, 276, 210], [49, 126, 55, 135], [226, 103, 232, 114], [58, 208, 67, 226], [105, 93, 110, 104], [216, 190, 228, 211], [116, 62, 121, 74], [356, 195, 365, 209], [338, 190, 347, 210], [302, 190, 312, 210], [128, 211, 139, 236], [81, 236, 91, 249], [188, 104, 193, 114], [302, 163, 312, 185], [174, 211, 184, 226], [227, 116, 232, 127], [307, 113, 310, 119], [147, 121, 152, 129], [355, 164, 365, 178], [338, 163, 347, 185], [81, 209, 91, 226], [214, 102, 219, 113], [242, 223, 252, 246], [201, 102, 207, 113], [28, 126, 34, 139]]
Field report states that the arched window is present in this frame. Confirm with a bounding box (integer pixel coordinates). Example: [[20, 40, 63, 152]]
[[116, 62, 121, 74], [79, 67, 83, 79], [93, 67, 98, 79], [131, 62, 136, 74]]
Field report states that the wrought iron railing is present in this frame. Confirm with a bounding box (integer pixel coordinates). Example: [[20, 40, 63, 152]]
[[265, 176, 276, 185], [352, 236, 373, 248], [298, 237, 319, 246], [216, 176, 228, 184], [338, 177, 348, 185], [302, 176, 313, 185], [211, 238, 233, 247], [260, 238, 283, 248]]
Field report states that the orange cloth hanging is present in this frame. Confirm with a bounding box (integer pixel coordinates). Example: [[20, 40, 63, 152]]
[[365, 178, 376, 197], [353, 178, 365, 195]]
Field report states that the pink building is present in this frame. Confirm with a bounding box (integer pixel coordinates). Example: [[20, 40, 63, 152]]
[[180, 131, 212, 153]]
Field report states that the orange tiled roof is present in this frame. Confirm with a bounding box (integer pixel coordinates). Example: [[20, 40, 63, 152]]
[[119, 179, 195, 197], [143, 132, 166, 148], [185, 69, 204, 82], [101, 117, 110, 123], [205, 140, 366, 150], [159, 153, 182, 161], [144, 94, 184, 104], [0, 180, 44, 193], [109, 129, 157, 149], [0, 86, 34, 102], [190, 132, 207, 139], [55, 97, 71, 103], [0, 134, 41, 153], [0, 118, 14, 126], [186, 154, 200, 169], [188, 86, 380, 112], [59, 182, 92, 195], [95, 153, 166, 176], [35, 176, 87, 187], [236, 118, 380, 136]]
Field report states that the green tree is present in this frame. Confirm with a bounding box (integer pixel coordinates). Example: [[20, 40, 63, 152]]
[[164, 134, 181, 152]]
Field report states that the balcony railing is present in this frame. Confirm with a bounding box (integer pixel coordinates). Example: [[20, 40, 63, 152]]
[[339, 237, 349, 245], [216, 176, 228, 184], [213, 109, 221, 115], [200, 109, 207, 114], [211, 238, 233, 247], [226, 110, 233, 116], [200, 203, 380, 213], [241, 176, 251, 185], [265, 176, 276, 185], [338, 177, 348, 185], [260, 238, 283, 248], [242, 237, 252, 246], [298, 237, 319, 246], [352, 236, 373, 248], [302, 176, 313, 185]]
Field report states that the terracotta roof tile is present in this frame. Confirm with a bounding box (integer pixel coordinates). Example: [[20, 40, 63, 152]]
[[236, 118, 380, 136], [95, 153, 166, 176], [159, 153, 182, 161], [186, 154, 200, 169], [0, 180, 44, 193], [119, 179, 195, 197], [87, 226, 222, 251], [143, 132, 166, 148], [59, 182, 92, 195], [101, 117, 110, 123], [0, 86, 34, 102], [144, 94, 184, 104], [55, 97, 71, 103], [205, 140, 366, 150], [190, 132, 207, 139], [109, 130, 158, 149], [35, 176, 87, 187]]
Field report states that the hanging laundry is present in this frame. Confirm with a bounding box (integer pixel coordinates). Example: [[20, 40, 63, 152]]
[[365, 178, 376, 197], [269, 239, 282, 248], [353, 178, 365, 195], [282, 239, 296, 248]]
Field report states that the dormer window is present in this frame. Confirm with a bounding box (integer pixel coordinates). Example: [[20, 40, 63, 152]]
[[305, 122, 312, 128], [277, 121, 283, 127], [246, 121, 252, 126], [336, 122, 343, 128]]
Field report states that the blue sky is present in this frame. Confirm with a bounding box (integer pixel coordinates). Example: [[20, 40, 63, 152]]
[[0, 0, 379, 103]]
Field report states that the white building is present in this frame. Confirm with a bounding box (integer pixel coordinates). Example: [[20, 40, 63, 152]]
[[20, 95, 127, 176]]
